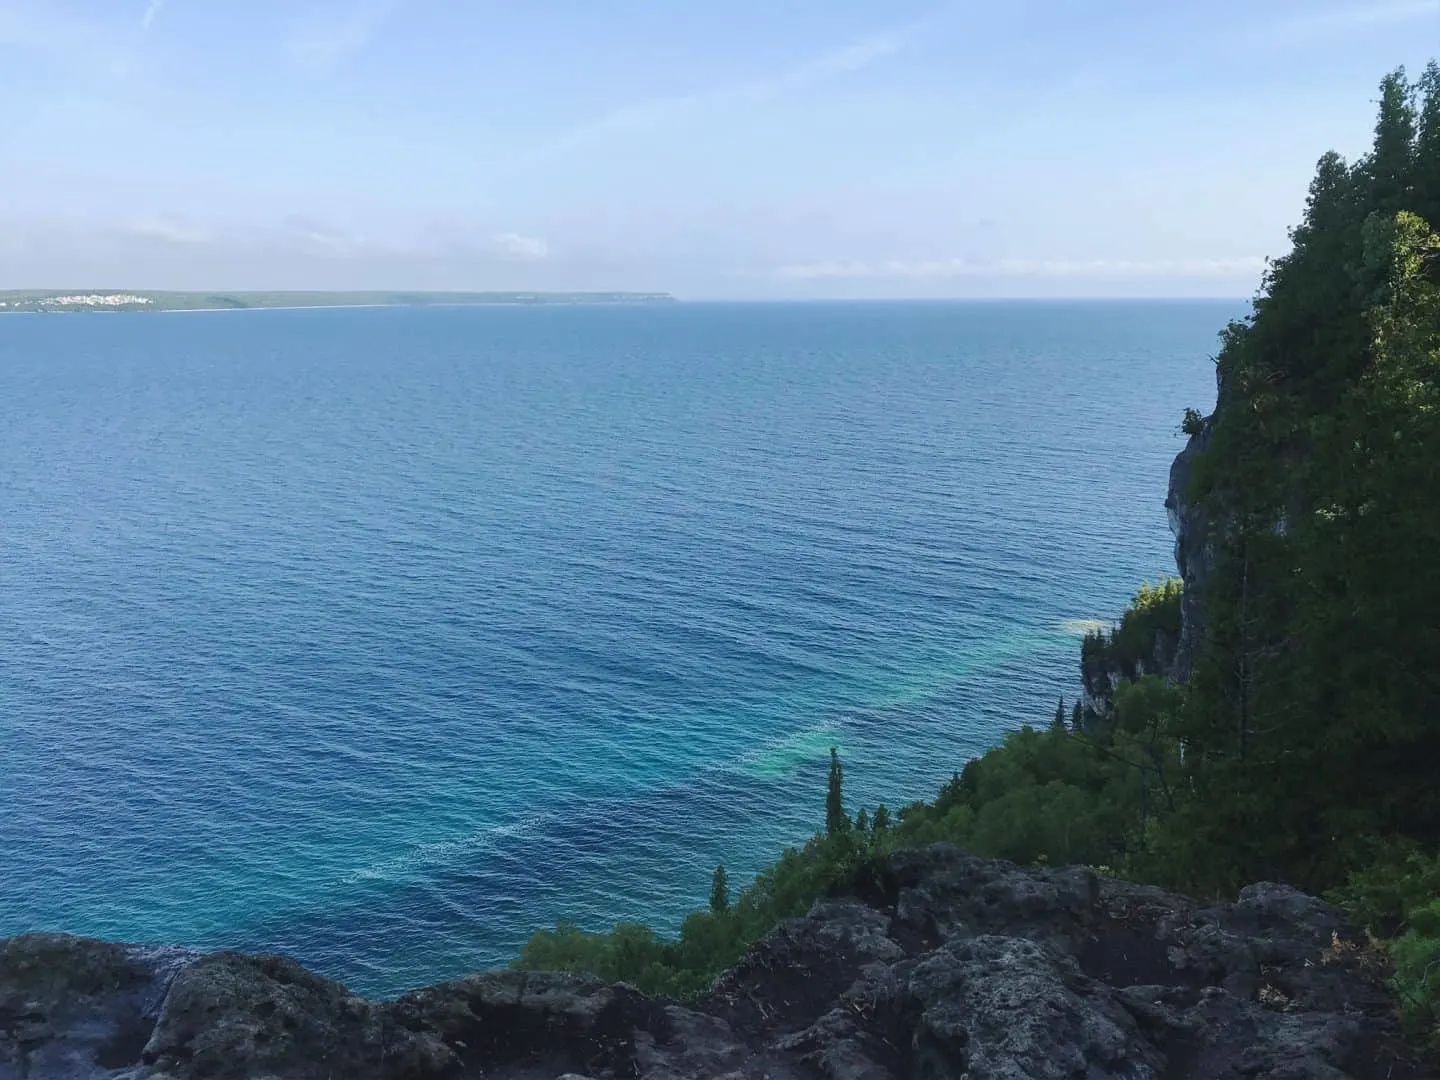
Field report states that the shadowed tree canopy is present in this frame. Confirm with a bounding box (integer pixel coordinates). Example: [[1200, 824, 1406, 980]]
[[1174, 64, 1440, 892]]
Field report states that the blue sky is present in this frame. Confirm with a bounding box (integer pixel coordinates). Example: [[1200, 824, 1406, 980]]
[[0, 0, 1437, 298]]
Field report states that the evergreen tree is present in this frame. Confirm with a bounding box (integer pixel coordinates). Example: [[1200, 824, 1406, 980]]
[[1071, 700, 1084, 729], [1170, 67, 1440, 889], [872, 804, 890, 833], [709, 864, 729, 913], [1415, 61, 1440, 227], [825, 747, 850, 835], [855, 808, 870, 833], [1368, 68, 1417, 213], [1052, 698, 1067, 730]]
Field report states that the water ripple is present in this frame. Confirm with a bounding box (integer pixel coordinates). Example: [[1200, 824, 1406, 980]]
[[0, 300, 1236, 995]]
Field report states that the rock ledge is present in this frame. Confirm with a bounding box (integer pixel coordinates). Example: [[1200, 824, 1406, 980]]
[[2, 846, 1429, 1080]]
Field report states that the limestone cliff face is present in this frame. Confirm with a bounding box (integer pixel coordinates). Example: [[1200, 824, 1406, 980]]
[[1078, 631, 1178, 722], [1075, 425, 1206, 723], [1, 845, 1426, 1080], [1164, 417, 1214, 685]]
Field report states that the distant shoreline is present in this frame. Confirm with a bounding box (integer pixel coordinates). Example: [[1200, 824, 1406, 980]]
[[151, 300, 681, 314], [157, 303, 397, 314], [0, 290, 677, 315], [0, 302, 675, 317]]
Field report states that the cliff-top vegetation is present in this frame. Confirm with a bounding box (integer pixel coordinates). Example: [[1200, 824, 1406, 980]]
[[516, 62, 1440, 1045]]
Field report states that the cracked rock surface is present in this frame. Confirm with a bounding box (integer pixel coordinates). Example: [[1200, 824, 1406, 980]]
[[2, 845, 1431, 1079]]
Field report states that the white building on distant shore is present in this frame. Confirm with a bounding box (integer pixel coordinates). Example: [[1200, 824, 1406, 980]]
[[0, 294, 154, 309], [36, 294, 154, 307]]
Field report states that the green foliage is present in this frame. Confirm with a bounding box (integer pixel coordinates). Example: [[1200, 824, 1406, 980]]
[[1369, 69, 1419, 212], [515, 753, 886, 998], [1175, 64, 1440, 893], [513, 687, 1189, 998], [1330, 843, 1440, 935], [513, 568, 1205, 996], [514, 826, 886, 998], [1082, 579, 1183, 677], [826, 747, 850, 836], [874, 677, 1185, 876], [1181, 407, 1206, 436], [1416, 62, 1440, 226], [1113, 579, 1184, 662], [1392, 902, 1440, 1044], [1332, 845, 1440, 1047], [709, 865, 729, 914], [514, 920, 701, 998]]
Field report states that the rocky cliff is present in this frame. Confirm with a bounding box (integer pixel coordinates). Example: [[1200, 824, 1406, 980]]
[[1078, 629, 1178, 723], [1083, 410, 1216, 722], [1164, 418, 1214, 685], [3, 845, 1427, 1080], [1072, 428, 1206, 725]]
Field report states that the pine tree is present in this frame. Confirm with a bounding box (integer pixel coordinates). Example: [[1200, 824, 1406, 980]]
[[709, 864, 729, 913], [1071, 700, 1084, 729], [1053, 698, 1067, 730], [1369, 68, 1417, 213], [1170, 66, 1440, 890], [825, 747, 850, 835], [855, 807, 870, 833], [872, 804, 890, 832], [1414, 61, 1440, 227]]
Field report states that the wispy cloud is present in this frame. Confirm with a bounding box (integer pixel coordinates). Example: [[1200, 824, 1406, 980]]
[[122, 216, 212, 245], [492, 233, 549, 261], [141, 0, 166, 30], [277, 215, 369, 256], [286, 0, 401, 72], [9, 214, 557, 267], [506, 17, 922, 170], [776, 256, 1268, 280], [1252, 0, 1440, 46], [0, 213, 576, 290]]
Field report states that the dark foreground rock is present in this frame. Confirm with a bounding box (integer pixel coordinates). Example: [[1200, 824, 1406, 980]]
[[2, 845, 1432, 1080]]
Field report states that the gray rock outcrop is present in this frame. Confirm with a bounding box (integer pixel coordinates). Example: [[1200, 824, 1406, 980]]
[[2, 845, 1428, 1080]]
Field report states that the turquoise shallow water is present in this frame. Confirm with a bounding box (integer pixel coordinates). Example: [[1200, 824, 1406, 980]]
[[0, 300, 1232, 996]]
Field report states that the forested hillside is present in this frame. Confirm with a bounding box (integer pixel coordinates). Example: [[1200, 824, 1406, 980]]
[[516, 63, 1440, 1045]]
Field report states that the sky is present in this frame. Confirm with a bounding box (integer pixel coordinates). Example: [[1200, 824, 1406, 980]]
[[0, 0, 1437, 299]]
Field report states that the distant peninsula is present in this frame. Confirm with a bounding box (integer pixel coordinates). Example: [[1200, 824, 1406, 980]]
[[0, 289, 675, 313]]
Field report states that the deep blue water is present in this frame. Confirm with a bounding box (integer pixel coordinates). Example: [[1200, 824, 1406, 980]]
[[0, 300, 1232, 996]]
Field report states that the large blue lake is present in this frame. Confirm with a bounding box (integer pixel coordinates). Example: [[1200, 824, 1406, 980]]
[[0, 300, 1232, 995]]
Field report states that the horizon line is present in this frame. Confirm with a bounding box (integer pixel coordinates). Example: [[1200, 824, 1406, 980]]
[[0, 289, 1252, 302]]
